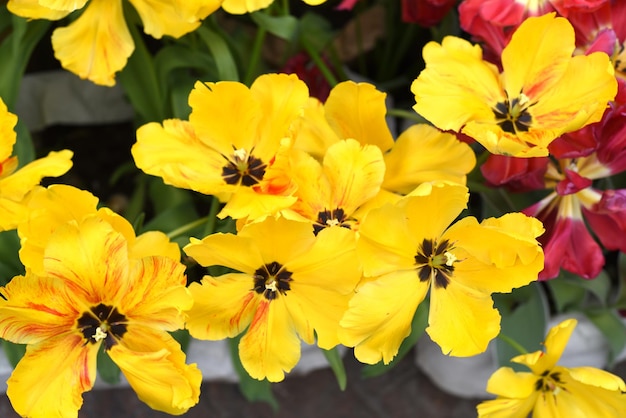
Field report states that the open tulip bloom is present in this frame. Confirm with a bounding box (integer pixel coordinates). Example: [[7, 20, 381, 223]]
[[0, 216, 201, 417], [338, 182, 545, 363], [412, 13, 617, 157], [477, 318, 626, 417]]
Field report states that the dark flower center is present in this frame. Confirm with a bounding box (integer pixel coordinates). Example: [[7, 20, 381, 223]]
[[221, 146, 266, 186], [77, 303, 127, 350], [253, 261, 293, 300], [535, 370, 566, 394], [414, 238, 457, 289], [493, 93, 534, 134], [314, 208, 352, 235]]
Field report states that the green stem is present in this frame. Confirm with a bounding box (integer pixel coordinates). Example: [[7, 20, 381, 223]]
[[498, 333, 528, 356], [202, 196, 222, 236], [302, 38, 339, 87], [244, 26, 267, 86], [166, 216, 209, 240], [386, 108, 427, 124]]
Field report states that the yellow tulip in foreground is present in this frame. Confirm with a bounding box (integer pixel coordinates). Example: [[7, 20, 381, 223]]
[[184, 216, 362, 382], [339, 182, 545, 363], [0, 216, 200, 417], [134, 73, 308, 221], [477, 319, 626, 417], [412, 13, 617, 157]]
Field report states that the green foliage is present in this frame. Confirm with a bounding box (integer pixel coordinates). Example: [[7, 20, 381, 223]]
[[494, 283, 548, 370], [228, 336, 279, 411], [322, 346, 347, 390]]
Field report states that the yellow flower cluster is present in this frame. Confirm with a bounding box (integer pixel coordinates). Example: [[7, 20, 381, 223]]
[[133, 72, 545, 380], [0, 9, 621, 418]]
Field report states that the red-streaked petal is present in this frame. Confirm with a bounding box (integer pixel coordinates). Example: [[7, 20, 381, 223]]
[[6, 333, 98, 418]]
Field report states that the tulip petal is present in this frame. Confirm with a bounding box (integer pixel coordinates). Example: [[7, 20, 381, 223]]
[[186, 274, 259, 340], [239, 299, 301, 382], [109, 327, 201, 415], [339, 270, 428, 365], [51, 0, 133, 86], [7, 334, 97, 418]]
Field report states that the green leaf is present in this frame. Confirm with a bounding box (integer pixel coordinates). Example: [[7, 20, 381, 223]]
[[0, 12, 50, 108], [0, 230, 24, 287], [361, 297, 429, 378], [228, 336, 279, 411], [250, 12, 299, 41], [546, 274, 586, 313], [494, 283, 548, 370], [322, 346, 346, 390], [584, 309, 626, 365], [13, 113, 35, 166], [2, 340, 25, 368], [170, 329, 191, 353], [118, 22, 165, 123], [97, 346, 121, 384], [298, 13, 334, 54], [196, 25, 239, 82]]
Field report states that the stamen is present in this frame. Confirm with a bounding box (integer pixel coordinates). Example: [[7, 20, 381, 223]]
[[444, 251, 457, 266], [233, 148, 248, 161], [93, 326, 108, 342]]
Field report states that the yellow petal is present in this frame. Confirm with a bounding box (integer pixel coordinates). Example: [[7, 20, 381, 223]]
[[383, 124, 476, 194], [121, 257, 190, 331], [412, 36, 503, 132], [217, 186, 298, 221], [512, 319, 577, 373], [128, 0, 211, 39], [133, 119, 228, 195], [7, 334, 98, 418], [238, 216, 317, 267], [109, 327, 201, 415], [51, 0, 133, 86], [249, 73, 309, 158], [324, 139, 385, 214], [0, 98, 17, 160], [0, 273, 79, 345], [533, 372, 626, 418], [292, 97, 341, 159], [357, 201, 421, 277], [18, 184, 98, 275], [0, 150, 73, 201], [285, 227, 361, 348], [287, 226, 360, 294], [530, 53, 616, 135], [324, 81, 394, 152], [188, 81, 262, 156], [477, 396, 538, 418], [7, 0, 73, 19], [40, 0, 88, 11], [427, 281, 501, 356], [502, 14, 574, 101], [339, 270, 428, 364], [221, 0, 273, 14], [184, 233, 263, 274], [239, 299, 301, 382], [186, 273, 260, 340], [403, 182, 469, 242], [568, 366, 626, 392], [285, 148, 331, 221], [444, 214, 544, 293], [485, 367, 538, 398], [0, 150, 73, 231], [131, 230, 181, 261], [43, 216, 130, 305]]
